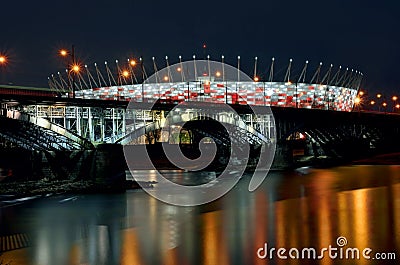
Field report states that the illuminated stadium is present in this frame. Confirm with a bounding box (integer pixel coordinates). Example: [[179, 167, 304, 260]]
[[49, 56, 363, 111]]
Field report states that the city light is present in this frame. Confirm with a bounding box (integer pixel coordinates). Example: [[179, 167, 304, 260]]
[[72, 64, 80, 73], [59, 49, 68, 57], [354, 97, 361, 105], [383, 102, 387, 107], [377, 93, 382, 99], [163, 76, 169, 81], [215, 71, 221, 77], [392, 96, 398, 101], [254, 76, 260, 82], [177, 67, 181, 72], [370, 100, 375, 105], [130, 60, 136, 66], [122, 70, 129, 77], [0, 55, 7, 64], [359, 91, 364, 96]]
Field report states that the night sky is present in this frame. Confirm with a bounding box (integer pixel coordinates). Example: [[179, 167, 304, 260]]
[[1, 0, 399, 96]]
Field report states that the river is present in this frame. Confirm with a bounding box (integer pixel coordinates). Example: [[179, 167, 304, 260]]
[[1, 165, 399, 264]]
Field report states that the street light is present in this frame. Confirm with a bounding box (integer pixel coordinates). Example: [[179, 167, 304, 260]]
[[382, 102, 387, 113], [0, 55, 6, 65], [59, 46, 77, 98], [392, 96, 398, 112], [352, 96, 362, 112], [0, 54, 7, 85], [122, 70, 129, 78]]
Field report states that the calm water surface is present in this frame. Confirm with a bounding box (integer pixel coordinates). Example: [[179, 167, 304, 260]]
[[1, 165, 400, 265]]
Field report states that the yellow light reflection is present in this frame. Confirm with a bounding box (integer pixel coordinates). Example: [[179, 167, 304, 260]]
[[121, 228, 144, 265], [202, 211, 229, 265], [391, 183, 400, 249]]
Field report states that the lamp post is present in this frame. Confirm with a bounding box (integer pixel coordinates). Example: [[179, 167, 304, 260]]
[[59, 45, 78, 98], [392, 96, 398, 112], [376, 93, 382, 112]]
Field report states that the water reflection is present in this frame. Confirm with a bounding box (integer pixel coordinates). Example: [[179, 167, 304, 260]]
[[2, 165, 400, 264]]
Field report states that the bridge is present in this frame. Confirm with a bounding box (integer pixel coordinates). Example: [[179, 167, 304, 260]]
[[1, 57, 399, 176]]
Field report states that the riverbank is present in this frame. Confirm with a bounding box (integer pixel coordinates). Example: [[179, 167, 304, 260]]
[[0, 179, 95, 198], [353, 152, 400, 165]]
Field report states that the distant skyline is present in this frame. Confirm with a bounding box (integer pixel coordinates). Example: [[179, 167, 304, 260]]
[[1, 0, 399, 96]]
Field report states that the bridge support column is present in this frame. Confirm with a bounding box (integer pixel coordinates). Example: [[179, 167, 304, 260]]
[[88, 108, 94, 142], [76, 107, 82, 136], [92, 144, 126, 192], [272, 142, 293, 169], [112, 108, 116, 140], [100, 114, 105, 142], [122, 109, 126, 136]]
